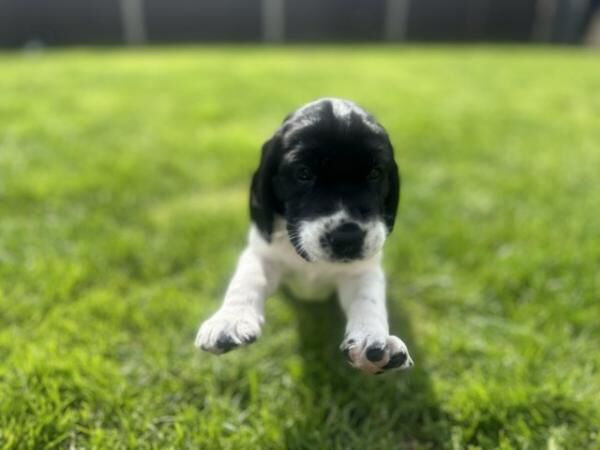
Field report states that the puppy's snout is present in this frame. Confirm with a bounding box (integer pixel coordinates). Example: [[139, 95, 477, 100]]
[[323, 222, 365, 260]]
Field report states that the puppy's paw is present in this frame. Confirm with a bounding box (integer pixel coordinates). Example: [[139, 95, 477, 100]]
[[195, 307, 263, 354], [340, 333, 414, 374]]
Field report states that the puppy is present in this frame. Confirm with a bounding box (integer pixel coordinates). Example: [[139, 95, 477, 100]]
[[195, 98, 413, 374]]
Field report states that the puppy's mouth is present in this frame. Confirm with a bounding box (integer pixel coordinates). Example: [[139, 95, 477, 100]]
[[286, 216, 385, 263]]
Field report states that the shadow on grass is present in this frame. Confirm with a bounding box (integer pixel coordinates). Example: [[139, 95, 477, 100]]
[[282, 294, 450, 450]]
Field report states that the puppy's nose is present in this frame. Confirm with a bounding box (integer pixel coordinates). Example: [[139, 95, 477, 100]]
[[324, 222, 366, 259]]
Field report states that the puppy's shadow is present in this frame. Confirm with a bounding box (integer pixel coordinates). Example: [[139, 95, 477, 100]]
[[282, 294, 449, 449]]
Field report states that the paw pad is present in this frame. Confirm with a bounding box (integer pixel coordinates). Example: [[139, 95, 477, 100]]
[[365, 346, 386, 362], [340, 334, 413, 374], [382, 351, 407, 369], [215, 334, 240, 353]]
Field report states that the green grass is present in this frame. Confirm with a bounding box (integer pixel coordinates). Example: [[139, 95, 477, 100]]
[[1, 46, 599, 450]]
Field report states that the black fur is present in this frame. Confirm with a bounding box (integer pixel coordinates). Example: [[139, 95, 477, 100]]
[[249, 134, 284, 241], [250, 99, 401, 245]]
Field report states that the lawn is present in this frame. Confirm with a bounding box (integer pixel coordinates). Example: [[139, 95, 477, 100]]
[[0, 46, 599, 450]]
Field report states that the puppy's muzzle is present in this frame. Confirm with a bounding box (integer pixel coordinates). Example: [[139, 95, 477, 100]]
[[321, 222, 365, 260]]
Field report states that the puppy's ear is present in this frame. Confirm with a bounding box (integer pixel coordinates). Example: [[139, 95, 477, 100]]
[[250, 134, 282, 241], [384, 158, 401, 233]]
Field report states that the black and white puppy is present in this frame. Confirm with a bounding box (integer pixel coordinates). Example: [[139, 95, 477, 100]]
[[195, 98, 413, 374]]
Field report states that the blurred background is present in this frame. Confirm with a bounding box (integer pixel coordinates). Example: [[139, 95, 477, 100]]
[[2, 1, 600, 449], [1, 0, 599, 48]]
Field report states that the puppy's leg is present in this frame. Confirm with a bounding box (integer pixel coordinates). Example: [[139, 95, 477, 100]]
[[337, 267, 413, 374], [195, 246, 280, 354]]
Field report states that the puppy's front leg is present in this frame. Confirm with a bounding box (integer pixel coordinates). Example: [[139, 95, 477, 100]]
[[195, 246, 280, 354], [338, 267, 413, 374]]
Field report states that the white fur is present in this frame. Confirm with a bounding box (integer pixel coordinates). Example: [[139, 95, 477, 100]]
[[297, 209, 348, 262], [296, 209, 387, 263], [195, 245, 280, 353], [337, 268, 412, 373], [286, 97, 381, 134], [331, 98, 354, 118], [195, 218, 413, 373]]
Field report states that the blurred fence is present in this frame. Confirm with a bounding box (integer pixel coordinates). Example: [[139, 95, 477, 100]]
[[0, 0, 597, 47]]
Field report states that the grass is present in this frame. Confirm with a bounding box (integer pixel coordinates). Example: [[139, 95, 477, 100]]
[[0, 46, 599, 450]]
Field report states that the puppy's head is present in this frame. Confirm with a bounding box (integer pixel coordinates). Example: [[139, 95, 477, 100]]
[[251, 98, 400, 263]]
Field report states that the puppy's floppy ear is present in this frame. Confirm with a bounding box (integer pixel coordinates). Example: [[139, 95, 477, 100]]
[[250, 133, 283, 241], [384, 158, 401, 233]]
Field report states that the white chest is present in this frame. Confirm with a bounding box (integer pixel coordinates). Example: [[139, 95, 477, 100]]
[[280, 265, 336, 301], [249, 222, 381, 302]]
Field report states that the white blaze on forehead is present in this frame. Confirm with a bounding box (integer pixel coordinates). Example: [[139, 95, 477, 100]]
[[292, 97, 361, 120], [330, 98, 358, 119], [285, 97, 382, 135]]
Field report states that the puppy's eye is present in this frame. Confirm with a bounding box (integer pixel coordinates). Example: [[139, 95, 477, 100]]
[[367, 168, 383, 181], [295, 166, 315, 182]]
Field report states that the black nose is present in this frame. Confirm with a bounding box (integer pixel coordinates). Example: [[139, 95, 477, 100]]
[[323, 222, 366, 260]]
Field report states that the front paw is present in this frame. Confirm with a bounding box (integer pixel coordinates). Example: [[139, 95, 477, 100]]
[[195, 307, 263, 354], [340, 333, 414, 374]]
